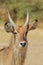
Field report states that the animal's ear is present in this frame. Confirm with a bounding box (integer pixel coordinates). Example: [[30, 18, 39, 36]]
[[4, 22, 14, 33], [26, 19, 38, 34], [29, 19, 38, 30]]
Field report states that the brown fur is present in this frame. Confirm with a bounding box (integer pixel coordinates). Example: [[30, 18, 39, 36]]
[[0, 25, 28, 65]]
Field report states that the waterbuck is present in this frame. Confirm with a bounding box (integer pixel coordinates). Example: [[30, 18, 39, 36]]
[[0, 10, 38, 65]]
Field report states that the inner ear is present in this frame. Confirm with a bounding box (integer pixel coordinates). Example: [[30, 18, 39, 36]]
[[4, 22, 14, 33]]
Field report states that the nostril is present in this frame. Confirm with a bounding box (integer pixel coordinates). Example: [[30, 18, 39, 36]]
[[20, 43, 23, 45], [20, 42, 26, 47], [24, 42, 26, 45], [23, 42, 26, 47]]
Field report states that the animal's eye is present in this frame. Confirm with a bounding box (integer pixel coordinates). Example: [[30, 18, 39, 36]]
[[25, 31, 28, 35]]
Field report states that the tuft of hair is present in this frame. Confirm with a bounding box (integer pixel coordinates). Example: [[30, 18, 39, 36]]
[[29, 19, 38, 30]]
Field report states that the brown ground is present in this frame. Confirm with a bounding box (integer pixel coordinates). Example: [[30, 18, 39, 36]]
[[0, 23, 43, 65]]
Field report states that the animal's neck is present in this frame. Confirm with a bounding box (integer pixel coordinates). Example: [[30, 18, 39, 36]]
[[10, 35, 27, 65], [12, 48, 26, 65]]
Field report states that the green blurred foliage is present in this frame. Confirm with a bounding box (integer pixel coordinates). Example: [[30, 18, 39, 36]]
[[0, 0, 43, 22]]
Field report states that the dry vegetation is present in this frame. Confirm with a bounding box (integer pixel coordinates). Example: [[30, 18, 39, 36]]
[[0, 0, 43, 22]]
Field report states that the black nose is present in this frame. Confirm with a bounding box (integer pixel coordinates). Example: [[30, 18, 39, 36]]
[[20, 41, 26, 47]]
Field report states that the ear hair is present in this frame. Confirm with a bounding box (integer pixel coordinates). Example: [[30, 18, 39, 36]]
[[29, 19, 38, 30], [4, 22, 10, 32], [26, 19, 38, 34], [4, 22, 14, 33]]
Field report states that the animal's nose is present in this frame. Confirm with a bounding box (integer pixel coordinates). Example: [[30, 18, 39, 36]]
[[20, 41, 26, 47]]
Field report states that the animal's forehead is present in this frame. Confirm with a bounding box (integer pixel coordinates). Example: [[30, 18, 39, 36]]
[[14, 25, 27, 33], [15, 25, 22, 30]]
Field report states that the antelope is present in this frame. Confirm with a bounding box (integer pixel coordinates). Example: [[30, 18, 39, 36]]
[[0, 10, 38, 65]]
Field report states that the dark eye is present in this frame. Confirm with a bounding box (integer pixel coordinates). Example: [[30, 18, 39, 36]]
[[25, 31, 28, 35]]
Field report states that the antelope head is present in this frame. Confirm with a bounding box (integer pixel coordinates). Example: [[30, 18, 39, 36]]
[[4, 10, 38, 51]]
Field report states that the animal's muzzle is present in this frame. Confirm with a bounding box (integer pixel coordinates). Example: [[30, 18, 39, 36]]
[[20, 41, 26, 47]]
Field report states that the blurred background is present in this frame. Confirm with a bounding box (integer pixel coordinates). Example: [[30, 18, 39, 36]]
[[0, 0, 43, 26]]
